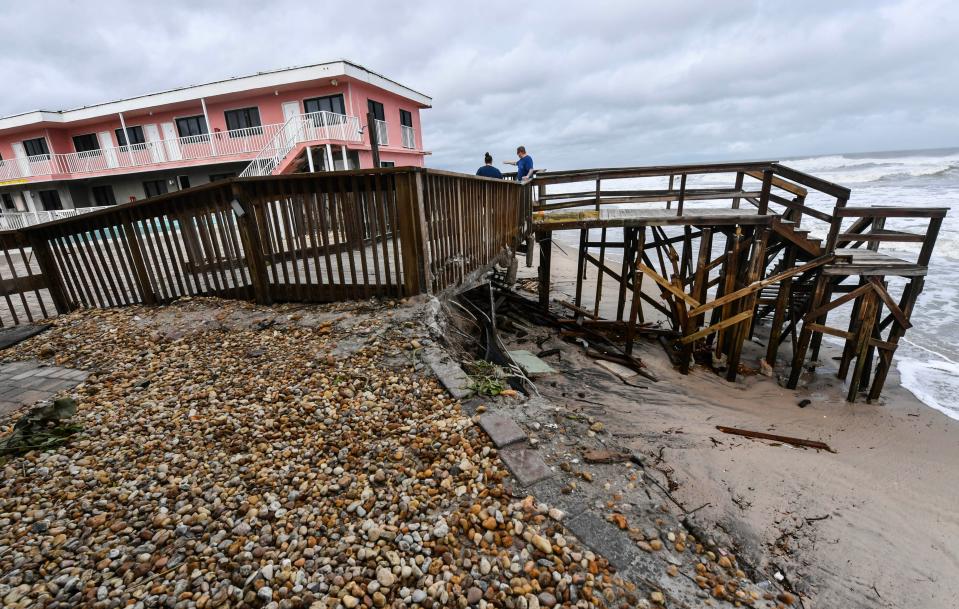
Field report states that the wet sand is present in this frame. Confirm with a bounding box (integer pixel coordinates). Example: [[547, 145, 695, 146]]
[[515, 243, 959, 609]]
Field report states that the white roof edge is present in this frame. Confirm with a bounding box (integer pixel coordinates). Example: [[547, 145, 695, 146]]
[[0, 59, 431, 131]]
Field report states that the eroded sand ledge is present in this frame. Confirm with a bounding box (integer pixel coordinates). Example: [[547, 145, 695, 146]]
[[513, 244, 959, 609]]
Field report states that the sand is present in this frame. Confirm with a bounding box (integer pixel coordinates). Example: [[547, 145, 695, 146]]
[[513, 243, 959, 609]]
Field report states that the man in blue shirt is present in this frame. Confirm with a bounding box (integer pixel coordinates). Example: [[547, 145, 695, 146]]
[[506, 146, 534, 182], [476, 152, 504, 179]]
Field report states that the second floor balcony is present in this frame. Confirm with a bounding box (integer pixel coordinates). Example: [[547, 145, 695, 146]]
[[0, 112, 367, 183]]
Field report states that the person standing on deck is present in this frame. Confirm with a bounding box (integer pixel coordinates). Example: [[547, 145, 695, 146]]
[[505, 146, 534, 182], [476, 152, 504, 179]]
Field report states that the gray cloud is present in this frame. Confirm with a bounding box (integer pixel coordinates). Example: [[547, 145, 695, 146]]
[[1, 0, 956, 172]]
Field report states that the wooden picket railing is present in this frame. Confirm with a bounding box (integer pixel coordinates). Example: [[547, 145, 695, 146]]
[[0, 168, 528, 327]]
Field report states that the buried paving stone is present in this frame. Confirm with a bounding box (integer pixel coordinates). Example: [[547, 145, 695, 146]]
[[563, 510, 639, 572], [478, 412, 527, 448], [422, 347, 473, 400], [498, 444, 553, 486]]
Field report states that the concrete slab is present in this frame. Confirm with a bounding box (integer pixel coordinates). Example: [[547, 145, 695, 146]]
[[423, 348, 473, 400], [0, 324, 49, 350], [563, 510, 638, 572], [478, 413, 527, 448], [498, 445, 553, 487], [508, 349, 558, 377]]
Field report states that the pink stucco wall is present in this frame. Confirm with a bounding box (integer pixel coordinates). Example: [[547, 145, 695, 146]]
[[0, 76, 427, 181]]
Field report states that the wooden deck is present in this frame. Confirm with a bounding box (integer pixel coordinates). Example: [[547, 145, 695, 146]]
[[533, 207, 773, 230], [825, 247, 926, 276], [529, 163, 948, 403]]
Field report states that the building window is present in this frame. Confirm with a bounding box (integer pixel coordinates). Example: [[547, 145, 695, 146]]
[[224, 107, 262, 134], [380, 161, 395, 168], [1, 193, 15, 211], [367, 100, 385, 121], [304, 95, 346, 116], [175, 116, 209, 138], [143, 179, 168, 198], [209, 172, 236, 182], [91, 185, 116, 206], [38, 190, 62, 210], [399, 110, 413, 127], [72, 133, 101, 153], [23, 137, 50, 157], [115, 126, 145, 146]]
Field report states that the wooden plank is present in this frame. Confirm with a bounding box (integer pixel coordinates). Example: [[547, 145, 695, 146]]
[[678, 309, 754, 344], [637, 263, 701, 308], [834, 207, 948, 218], [745, 170, 808, 197], [716, 426, 834, 452], [689, 254, 833, 318]]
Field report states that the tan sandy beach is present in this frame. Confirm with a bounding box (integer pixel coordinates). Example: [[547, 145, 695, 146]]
[[516, 242, 959, 609]]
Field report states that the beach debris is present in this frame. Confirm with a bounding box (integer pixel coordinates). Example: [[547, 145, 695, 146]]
[[716, 425, 835, 453], [797, 399, 812, 408], [595, 358, 642, 383], [507, 349, 558, 377], [0, 397, 80, 459], [583, 448, 631, 464], [759, 359, 774, 377]]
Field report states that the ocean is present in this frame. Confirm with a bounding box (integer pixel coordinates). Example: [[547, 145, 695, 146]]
[[551, 148, 959, 419]]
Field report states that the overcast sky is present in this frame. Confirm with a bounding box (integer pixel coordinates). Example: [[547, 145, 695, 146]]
[[1, 0, 956, 172]]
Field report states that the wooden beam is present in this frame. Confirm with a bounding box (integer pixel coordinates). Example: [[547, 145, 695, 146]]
[[678, 309, 753, 344], [688, 254, 834, 318], [637, 263, 700, 308]]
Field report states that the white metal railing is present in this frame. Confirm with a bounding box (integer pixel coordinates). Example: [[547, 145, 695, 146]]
[[0, 208, 98, 230], [401, 124, 415, 149], [0, 154, 55, 180], [55, 123, 286, 175], [0, 116, 361, 181], [240, 111, 362, 178], [374, 119, 390, 146]]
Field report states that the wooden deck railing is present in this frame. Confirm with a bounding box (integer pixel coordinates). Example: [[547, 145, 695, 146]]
[[0, 168, 528, 327]]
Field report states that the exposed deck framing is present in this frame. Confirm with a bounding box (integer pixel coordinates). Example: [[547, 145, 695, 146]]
[[530, 162, 947, 402]]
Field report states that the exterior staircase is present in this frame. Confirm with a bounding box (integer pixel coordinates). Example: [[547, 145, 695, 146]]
[[239, 111, 361, 178]]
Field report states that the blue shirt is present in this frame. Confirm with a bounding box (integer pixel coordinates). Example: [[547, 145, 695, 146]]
[[476, 165, 503, 179], [516, 155, 534, 180]]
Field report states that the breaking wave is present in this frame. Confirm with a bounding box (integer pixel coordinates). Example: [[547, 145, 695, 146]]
[[784, 150, 959, 186]]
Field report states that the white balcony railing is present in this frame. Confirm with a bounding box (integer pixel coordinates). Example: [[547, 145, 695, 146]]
[[401, 125, 416, 149], [374, 119, 390, 147], [0, 114, 361, 181], [0, 208, 98, 230], [240, 111, 362, 178]]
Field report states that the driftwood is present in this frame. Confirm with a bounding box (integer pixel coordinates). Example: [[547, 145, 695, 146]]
[[716, 425, 835, 453]]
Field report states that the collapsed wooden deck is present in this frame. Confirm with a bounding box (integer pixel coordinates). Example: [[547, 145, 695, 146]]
[[529, 161, 947, 402]]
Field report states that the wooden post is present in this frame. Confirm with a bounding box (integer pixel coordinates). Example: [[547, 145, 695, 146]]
[[121, 215, 157, 305], [230, 184, 272, 305], [758, 169, 773, 215], [537, 230, 551, 309], [394, 170, 430, 295], [846, 287, 879, 402], [625, 226, 646, 355], [786, 272, 829, 388], [24, 231, 72, 314], [766, 245, 797, 366], [725, 227, 768, 381], [731, 172, 744, 209]]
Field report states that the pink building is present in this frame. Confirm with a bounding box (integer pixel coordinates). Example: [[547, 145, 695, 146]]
[[0, 60, 430, 215]]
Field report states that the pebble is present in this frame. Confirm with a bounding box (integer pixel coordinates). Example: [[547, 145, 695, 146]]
[[0, 299, 740, 609]]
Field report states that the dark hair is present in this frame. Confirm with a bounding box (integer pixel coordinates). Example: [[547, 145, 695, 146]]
[[484, 152, 493, 164], [517, 146, 526, 154]]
